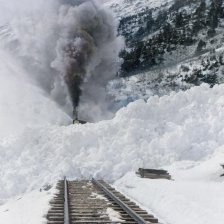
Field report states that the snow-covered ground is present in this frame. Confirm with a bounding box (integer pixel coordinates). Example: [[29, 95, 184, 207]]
[[1, 48, 224, 223], [103, 0, 174, 18], [0, 0, 224, 223], [115, 167, 224, 224], [0, 187, 55, 224]]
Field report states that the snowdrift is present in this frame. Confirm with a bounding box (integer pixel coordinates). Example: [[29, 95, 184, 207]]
[[115, 170, 224, 224], [1, 49, 224, 204]]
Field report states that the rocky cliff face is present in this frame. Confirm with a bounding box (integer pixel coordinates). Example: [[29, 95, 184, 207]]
[[104, 0, 224, 107], [106, 0, 224, 87]]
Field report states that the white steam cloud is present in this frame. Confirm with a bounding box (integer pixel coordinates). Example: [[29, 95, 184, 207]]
[[0, 0, 124, 121]]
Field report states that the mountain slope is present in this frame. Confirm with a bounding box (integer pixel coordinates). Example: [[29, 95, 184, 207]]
[[0, 1, 224, 224], [105, 0, 224, 106]]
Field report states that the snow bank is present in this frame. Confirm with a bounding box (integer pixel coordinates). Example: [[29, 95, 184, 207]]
[[113, 148, 224, 224], [1, 75, 224, 203], [0, 50, 70, 203], [1, 47, 224, 224], [115, 171, 224, 224], [0, 187, 55, 224]]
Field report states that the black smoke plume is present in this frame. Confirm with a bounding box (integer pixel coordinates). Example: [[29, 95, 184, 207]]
[[51, 0, 124, 119], [0, 0, 124, 121]]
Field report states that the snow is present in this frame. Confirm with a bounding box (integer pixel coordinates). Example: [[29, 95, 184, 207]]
[[0, 187, 55, 224], [1, 66, 224, 194], [103, 0, 174, 18], [90, 192, 124, 222], [0, 1, 224, 223], [1, 49, 224, 200], [91, 192, 108, 201], [114, 163, 224, 224], [113, 144, 224, 224], [1, 46, 224, 223], [106, 207, 123, 222]]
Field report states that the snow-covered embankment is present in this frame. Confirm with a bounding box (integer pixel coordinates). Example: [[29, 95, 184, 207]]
[[0, 49, 224, 223]]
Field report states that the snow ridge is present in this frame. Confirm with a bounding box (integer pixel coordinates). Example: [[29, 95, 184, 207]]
[[1, 79, 224, 204]]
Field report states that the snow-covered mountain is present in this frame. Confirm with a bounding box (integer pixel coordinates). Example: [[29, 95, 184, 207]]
[[106, 0, 224, 106], [0, 1, 224, 224], [2, 0, 224, 109], [1, 51, 224, 223], [103, 0, 173, 18]]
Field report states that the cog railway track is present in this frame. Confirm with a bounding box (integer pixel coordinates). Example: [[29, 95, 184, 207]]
[[47, 178, 161, 224]]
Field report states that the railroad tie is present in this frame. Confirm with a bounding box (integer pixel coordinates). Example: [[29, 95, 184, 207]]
[[46, 178, 162, 224]]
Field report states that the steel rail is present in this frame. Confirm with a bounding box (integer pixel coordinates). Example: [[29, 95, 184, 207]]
[[92, 178, 149, 224], [64, 177, 70, 224]]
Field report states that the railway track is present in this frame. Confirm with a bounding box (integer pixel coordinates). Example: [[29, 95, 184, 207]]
[[47, 178, 161, 224]]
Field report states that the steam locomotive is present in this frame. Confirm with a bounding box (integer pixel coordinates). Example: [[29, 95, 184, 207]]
[[72, 107, 86, 124]]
